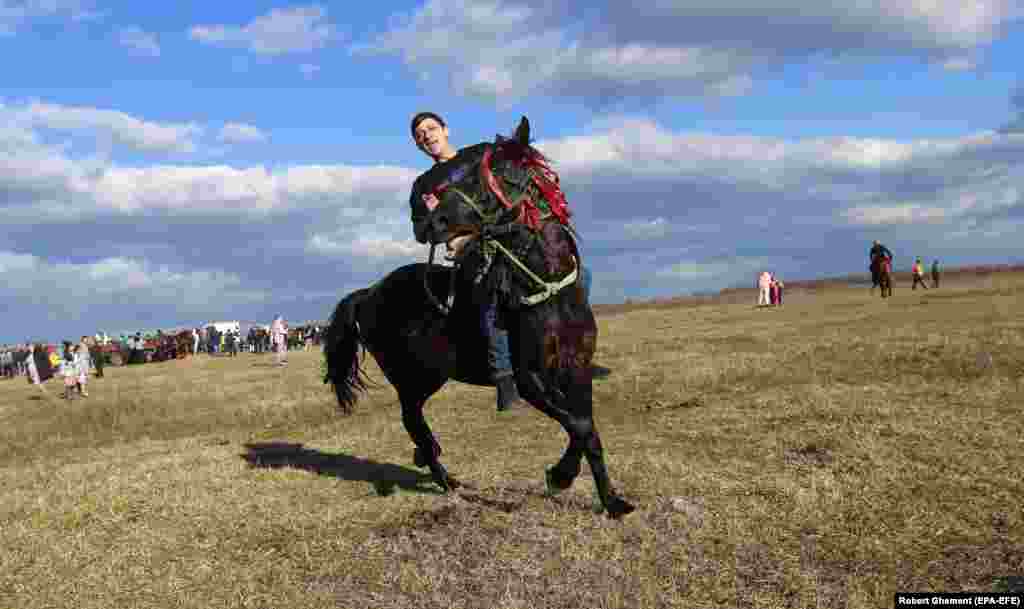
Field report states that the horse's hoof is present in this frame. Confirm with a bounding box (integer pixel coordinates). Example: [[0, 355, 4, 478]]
[[604, 495, 637, 519], [544, 467, 571, 496], [413, 447, 427, 468], [432, 474, 460, 493]]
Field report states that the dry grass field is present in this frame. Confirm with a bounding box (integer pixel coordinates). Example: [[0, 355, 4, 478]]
[[2, 272, 1023, 609]]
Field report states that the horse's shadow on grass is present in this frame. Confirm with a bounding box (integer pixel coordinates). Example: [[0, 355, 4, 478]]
[[241, 442, 441, 496]]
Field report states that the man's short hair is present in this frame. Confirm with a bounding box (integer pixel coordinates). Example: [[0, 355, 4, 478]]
[[410, 112, 446, 137]]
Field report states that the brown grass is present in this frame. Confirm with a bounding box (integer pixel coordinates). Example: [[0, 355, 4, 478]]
[[2, 272, 1023, 608]]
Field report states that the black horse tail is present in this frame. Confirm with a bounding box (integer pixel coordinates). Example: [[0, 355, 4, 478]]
[[323, 288, 371, 413]]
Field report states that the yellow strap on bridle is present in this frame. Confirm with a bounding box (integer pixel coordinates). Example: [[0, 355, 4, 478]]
[[445, 184, 577, 307]]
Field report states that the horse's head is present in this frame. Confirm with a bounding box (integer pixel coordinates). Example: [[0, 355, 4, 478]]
[[426, 117, 540, 260]]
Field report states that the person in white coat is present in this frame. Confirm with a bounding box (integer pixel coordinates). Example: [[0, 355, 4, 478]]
[[271, 315, 288, 366], [758, 271, 772, 306]]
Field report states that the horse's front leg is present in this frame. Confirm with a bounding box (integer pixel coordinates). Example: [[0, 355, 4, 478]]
[[521, 370, 634, 517], [578, 422, 635, 518], [557, 368, 635, 519], [400, 390, 460, 491]]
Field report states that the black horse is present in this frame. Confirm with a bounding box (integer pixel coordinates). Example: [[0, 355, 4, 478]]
[[324, 117, 636, 518]]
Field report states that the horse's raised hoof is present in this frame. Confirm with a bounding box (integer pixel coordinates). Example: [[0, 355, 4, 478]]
[[604, 494, 637, 519], [544, 466, 576, 496]]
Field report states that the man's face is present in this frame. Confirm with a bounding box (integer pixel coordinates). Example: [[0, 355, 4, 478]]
[[413, 118, 450, 160]]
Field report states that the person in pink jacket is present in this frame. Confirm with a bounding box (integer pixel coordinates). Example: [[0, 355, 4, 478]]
[[271, 315, 288, 366], [758, 271, 772, 306]]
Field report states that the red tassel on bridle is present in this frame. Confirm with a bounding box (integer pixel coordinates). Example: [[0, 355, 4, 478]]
[[479, 143, 572, 231]]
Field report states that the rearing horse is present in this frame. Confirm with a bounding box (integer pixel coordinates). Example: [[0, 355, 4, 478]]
[[323, 117, 636, 518]]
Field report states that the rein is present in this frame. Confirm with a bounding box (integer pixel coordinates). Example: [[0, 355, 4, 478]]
[[423, 143, 577, 314]]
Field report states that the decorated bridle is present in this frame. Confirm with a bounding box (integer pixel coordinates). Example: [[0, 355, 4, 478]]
[[423, 141, 579, 315]]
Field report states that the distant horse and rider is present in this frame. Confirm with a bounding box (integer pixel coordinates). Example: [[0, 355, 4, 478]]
[[870, 240, 894, 298], [323, 116, 635, 518], [874, 254, 893, 298]]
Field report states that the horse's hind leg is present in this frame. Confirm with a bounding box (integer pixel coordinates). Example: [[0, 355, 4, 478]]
[[399, 387, 459, 491]]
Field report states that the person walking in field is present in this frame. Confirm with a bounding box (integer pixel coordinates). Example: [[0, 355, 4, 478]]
[[271, 315, 288, 366], [59, 347, 78, 401], [758, 271, 772, 306], [75, 337, 91, 397], [25, 343, 47, 393], [87, 336, 105, 378], [912, 257, 929, 290], [931, 259, 940, 288]]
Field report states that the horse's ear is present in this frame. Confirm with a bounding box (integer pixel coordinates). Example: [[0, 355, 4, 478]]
[[514, 116, 530, 144]]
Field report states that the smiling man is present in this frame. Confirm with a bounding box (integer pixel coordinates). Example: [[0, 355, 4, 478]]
[[408, 111, 527, 412]]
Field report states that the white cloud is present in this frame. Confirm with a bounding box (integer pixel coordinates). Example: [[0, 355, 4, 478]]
[[218, 122, 268, 144], [358, 0, 1022, 105], [842, 204, 948, 225], [623, 217, 670, 240], [117, 26, 160, 57], [15, 101, 201, 153], [655, 257, 770, 281], [189, 5, 337, 55], [307, 233, 423, 261], [86, 163, 415, 216], [941, 56, 976, 71], [0, 251, 268, 314], [0, 0, 100, 35]]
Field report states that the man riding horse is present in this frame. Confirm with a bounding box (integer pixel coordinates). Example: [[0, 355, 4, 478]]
[[323, 114, 634, 517], [409, 111, 531, 412], [869, 240, 894, 290]]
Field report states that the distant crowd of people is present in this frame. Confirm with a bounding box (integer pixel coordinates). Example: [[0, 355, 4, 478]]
[[0, 336, 105, 400], [186, 320, 322, 359], [1, 316, 325, 392]]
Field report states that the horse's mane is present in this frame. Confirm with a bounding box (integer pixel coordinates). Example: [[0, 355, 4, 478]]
[[480, 126, 574, 235]]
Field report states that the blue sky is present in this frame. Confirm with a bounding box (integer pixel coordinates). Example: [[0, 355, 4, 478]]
[[1, 0, 1023, 343]]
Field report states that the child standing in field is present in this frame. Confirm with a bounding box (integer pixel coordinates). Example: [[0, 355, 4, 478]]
[[60, 348, 79, 401]]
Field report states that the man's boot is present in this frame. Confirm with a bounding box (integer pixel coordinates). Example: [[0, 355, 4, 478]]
[[495, 371, 527, 412], [483, 298, 527, 412]]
